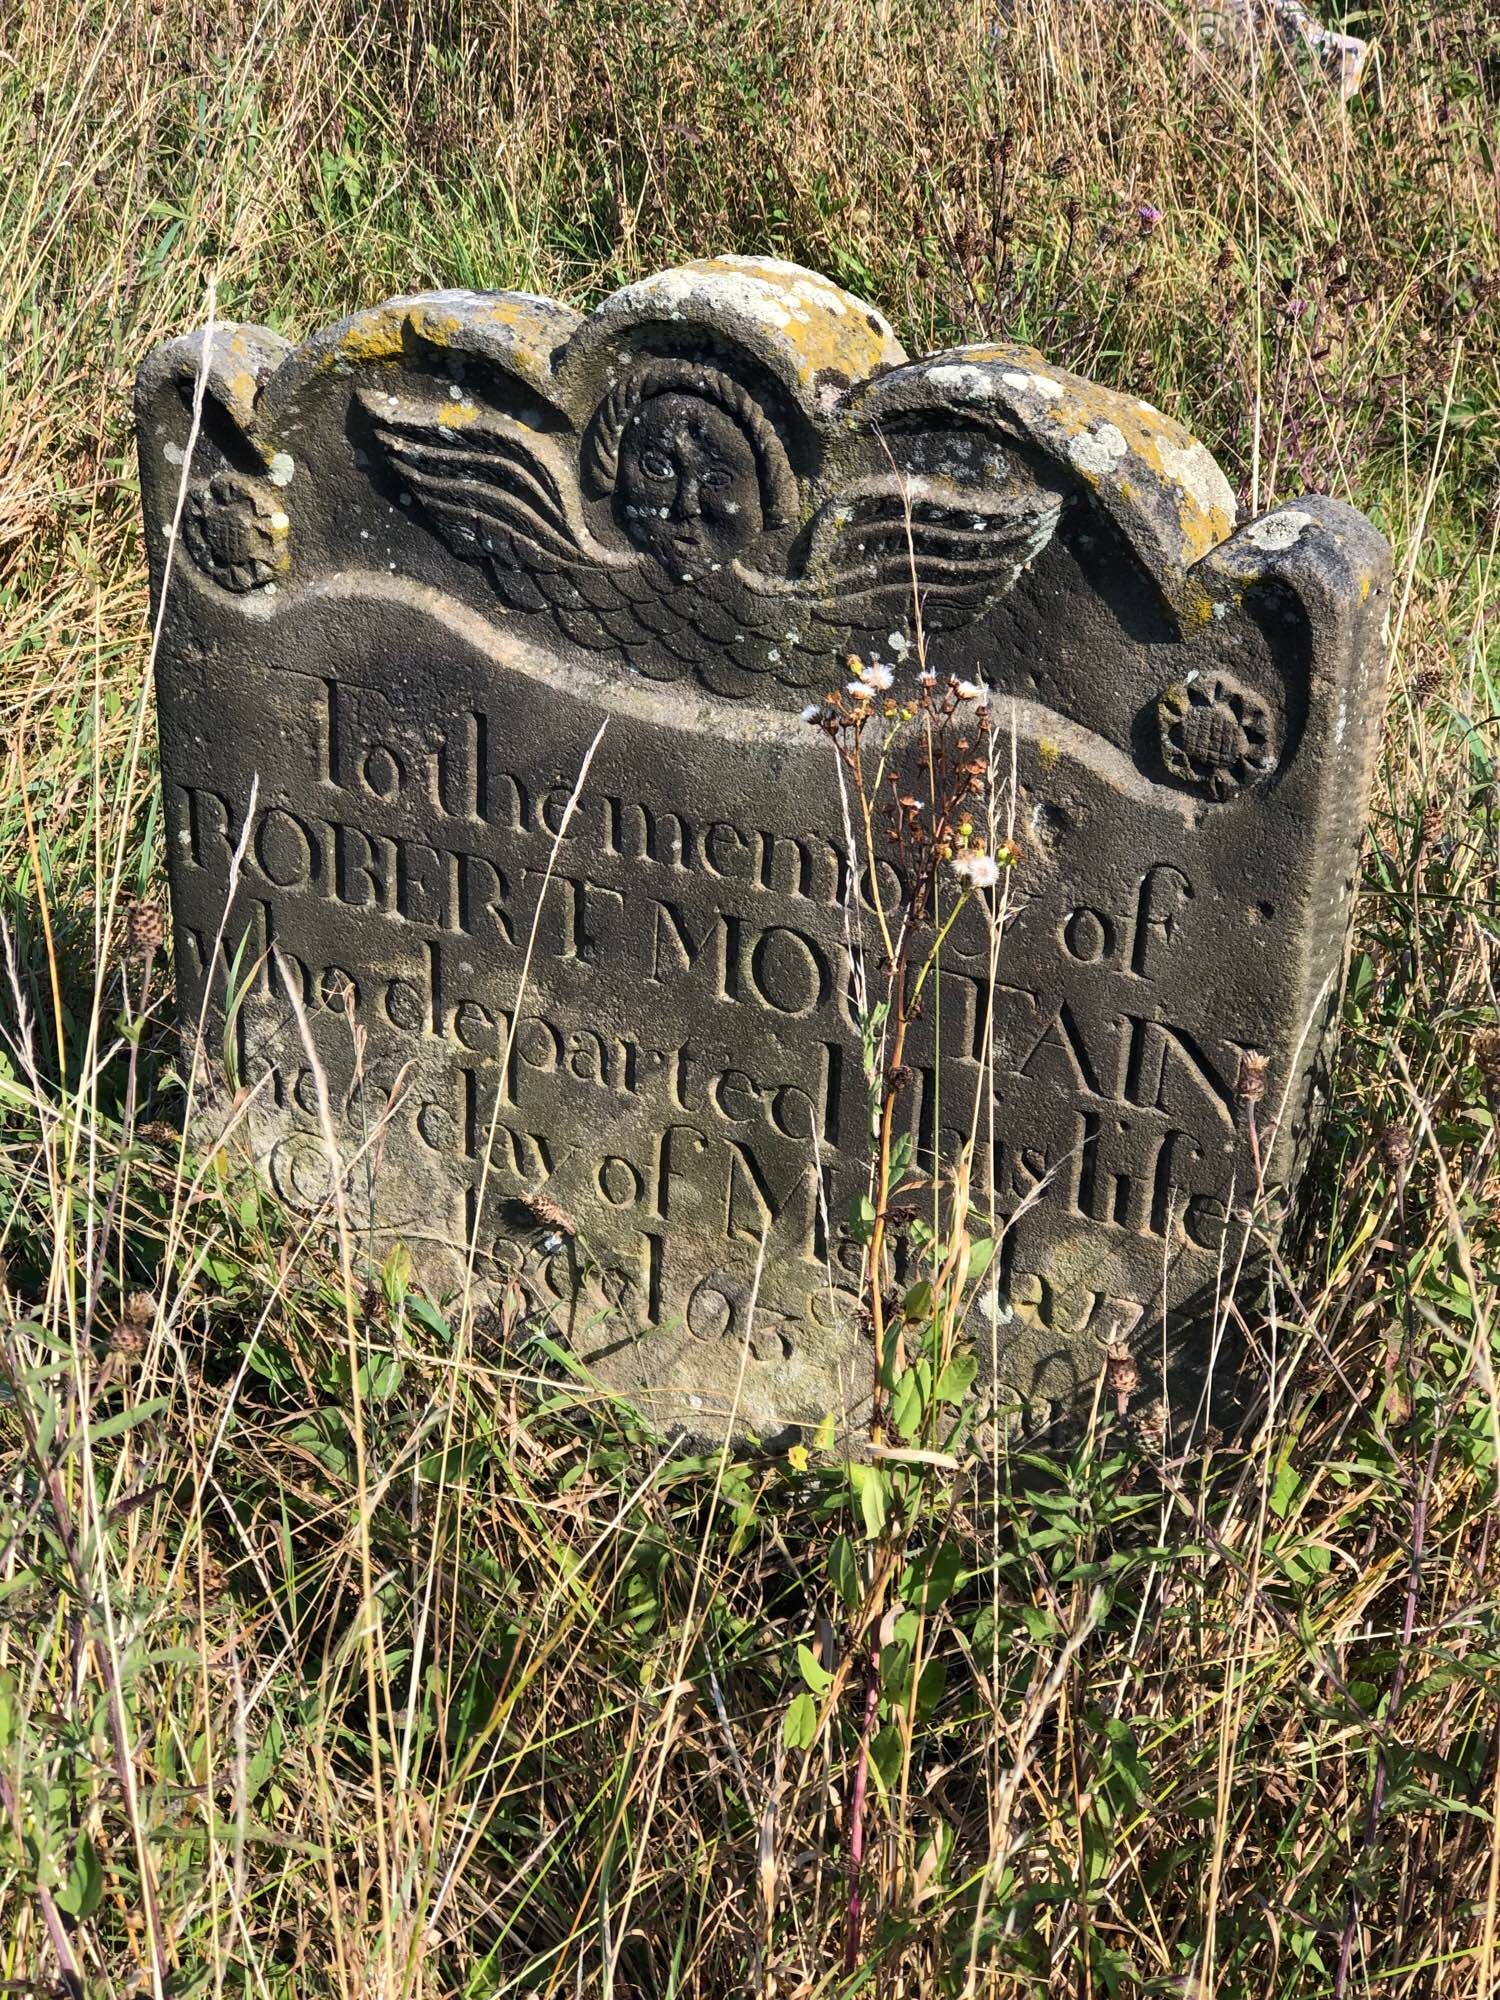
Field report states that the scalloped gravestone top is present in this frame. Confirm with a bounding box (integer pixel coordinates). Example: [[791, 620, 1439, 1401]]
[[137, 257, 1389, 1439]]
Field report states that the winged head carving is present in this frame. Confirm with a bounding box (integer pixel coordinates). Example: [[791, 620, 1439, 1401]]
[[359, 355, 1062, 698]]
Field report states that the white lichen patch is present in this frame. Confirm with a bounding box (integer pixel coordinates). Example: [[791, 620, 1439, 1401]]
[[1000, 368, 1064, 402], [926, 362, 994, 402], [163, 440, 185, 465], [267, 452, 295, 487], [1245, 507, 1315, 552], [1067, 423, 1129, 476], [1157, 438, 1236, 525], [607, 264, 841, 335]]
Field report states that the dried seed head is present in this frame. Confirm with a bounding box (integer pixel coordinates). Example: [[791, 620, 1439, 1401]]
[[1104, 1344, 1136, 1392], [112, 1290, 157, 1356], [518, 1191, 574, 1236], [125, 899, 166, 956], [1379, 1123, 1414, 1171], [1236, 1049, 1269, 1103], [1420, 803, 1443, 847], [1133, 1397, 1169, 1456], [1412, 665, 1444, 704]]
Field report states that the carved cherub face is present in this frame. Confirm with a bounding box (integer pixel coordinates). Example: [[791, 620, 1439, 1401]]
[[615, 392, 764, 570]]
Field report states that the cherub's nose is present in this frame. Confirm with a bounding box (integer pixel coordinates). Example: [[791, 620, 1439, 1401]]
[[677, 472, 702, 519]]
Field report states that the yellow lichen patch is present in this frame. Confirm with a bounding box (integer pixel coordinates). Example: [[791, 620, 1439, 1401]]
[[600, 258, 905, 388], [1037, 739, 1060, 771], [1059, 390, 1233, 553], [469, 295, 571, 332], [327, 307, 414, 367], [951, 339, 1051, 374], [1188, 591, 1216, 625], [224, 369, 260, 419], [436, 400, 480, 428], [410, 307, 466, 345], [444, 296, 582, 391]]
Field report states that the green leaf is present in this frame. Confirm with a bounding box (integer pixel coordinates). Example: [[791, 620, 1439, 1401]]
[[358, 1351, 403, 1402], [910, 1541, 962, 1611], [879, 1639, 913, 1703], [1101, 1718, 1151, 1803], [902, 1279, 935, 1322], [829, 1534, 862, 1608], [935, 1351, 978, 1406], [797, 1643, 833, 1694], [878, 1316, 904, 1393], [848, 1192, 877, 1245], [849, 1463, 888, 1540], [88, 1398, 168, 1445], [1269, 1449, 1301, 1518], [783, 1690, 818, 1749], [915, 1657, 947, 1720], [54, 1833, 103, 1920], [380, 1242, 413, 1308], [964, 1236, 996, 1285], [870, 1723, 904, 1794], [890, 1363, 928, 1441], [1019, 1604, 1057, 1642], [405, 1297, 452, 1343]]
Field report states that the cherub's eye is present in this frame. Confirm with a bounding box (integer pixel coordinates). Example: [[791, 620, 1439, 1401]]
[[699, 463, 733, 492], [637, 450, 675, 481]]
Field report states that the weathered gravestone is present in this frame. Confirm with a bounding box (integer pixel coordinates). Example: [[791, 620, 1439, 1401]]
[[137, 257, 1389, 1439]]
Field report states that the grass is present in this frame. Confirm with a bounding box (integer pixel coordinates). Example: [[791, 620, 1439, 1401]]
[[2, 0, 1499, 1991]]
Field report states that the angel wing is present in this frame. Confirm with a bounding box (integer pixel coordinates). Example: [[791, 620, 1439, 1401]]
[[724, 471, 1063, 678], [359, 389, 697, 667], [804, 472, 1058, 623]]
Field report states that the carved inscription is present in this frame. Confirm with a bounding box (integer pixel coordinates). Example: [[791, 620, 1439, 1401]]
[[170, 661, 1265, 1394], [139, 260, 1391, 1431]]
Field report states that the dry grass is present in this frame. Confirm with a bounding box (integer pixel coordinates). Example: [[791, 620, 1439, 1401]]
[[1, 0, 1498, 1993]]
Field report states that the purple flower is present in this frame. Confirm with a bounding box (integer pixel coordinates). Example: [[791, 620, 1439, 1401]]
[[1137, 202, 1164, 232]]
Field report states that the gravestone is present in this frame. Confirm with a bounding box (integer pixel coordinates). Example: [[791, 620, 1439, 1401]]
[[137, 257, 1389, 1438]]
